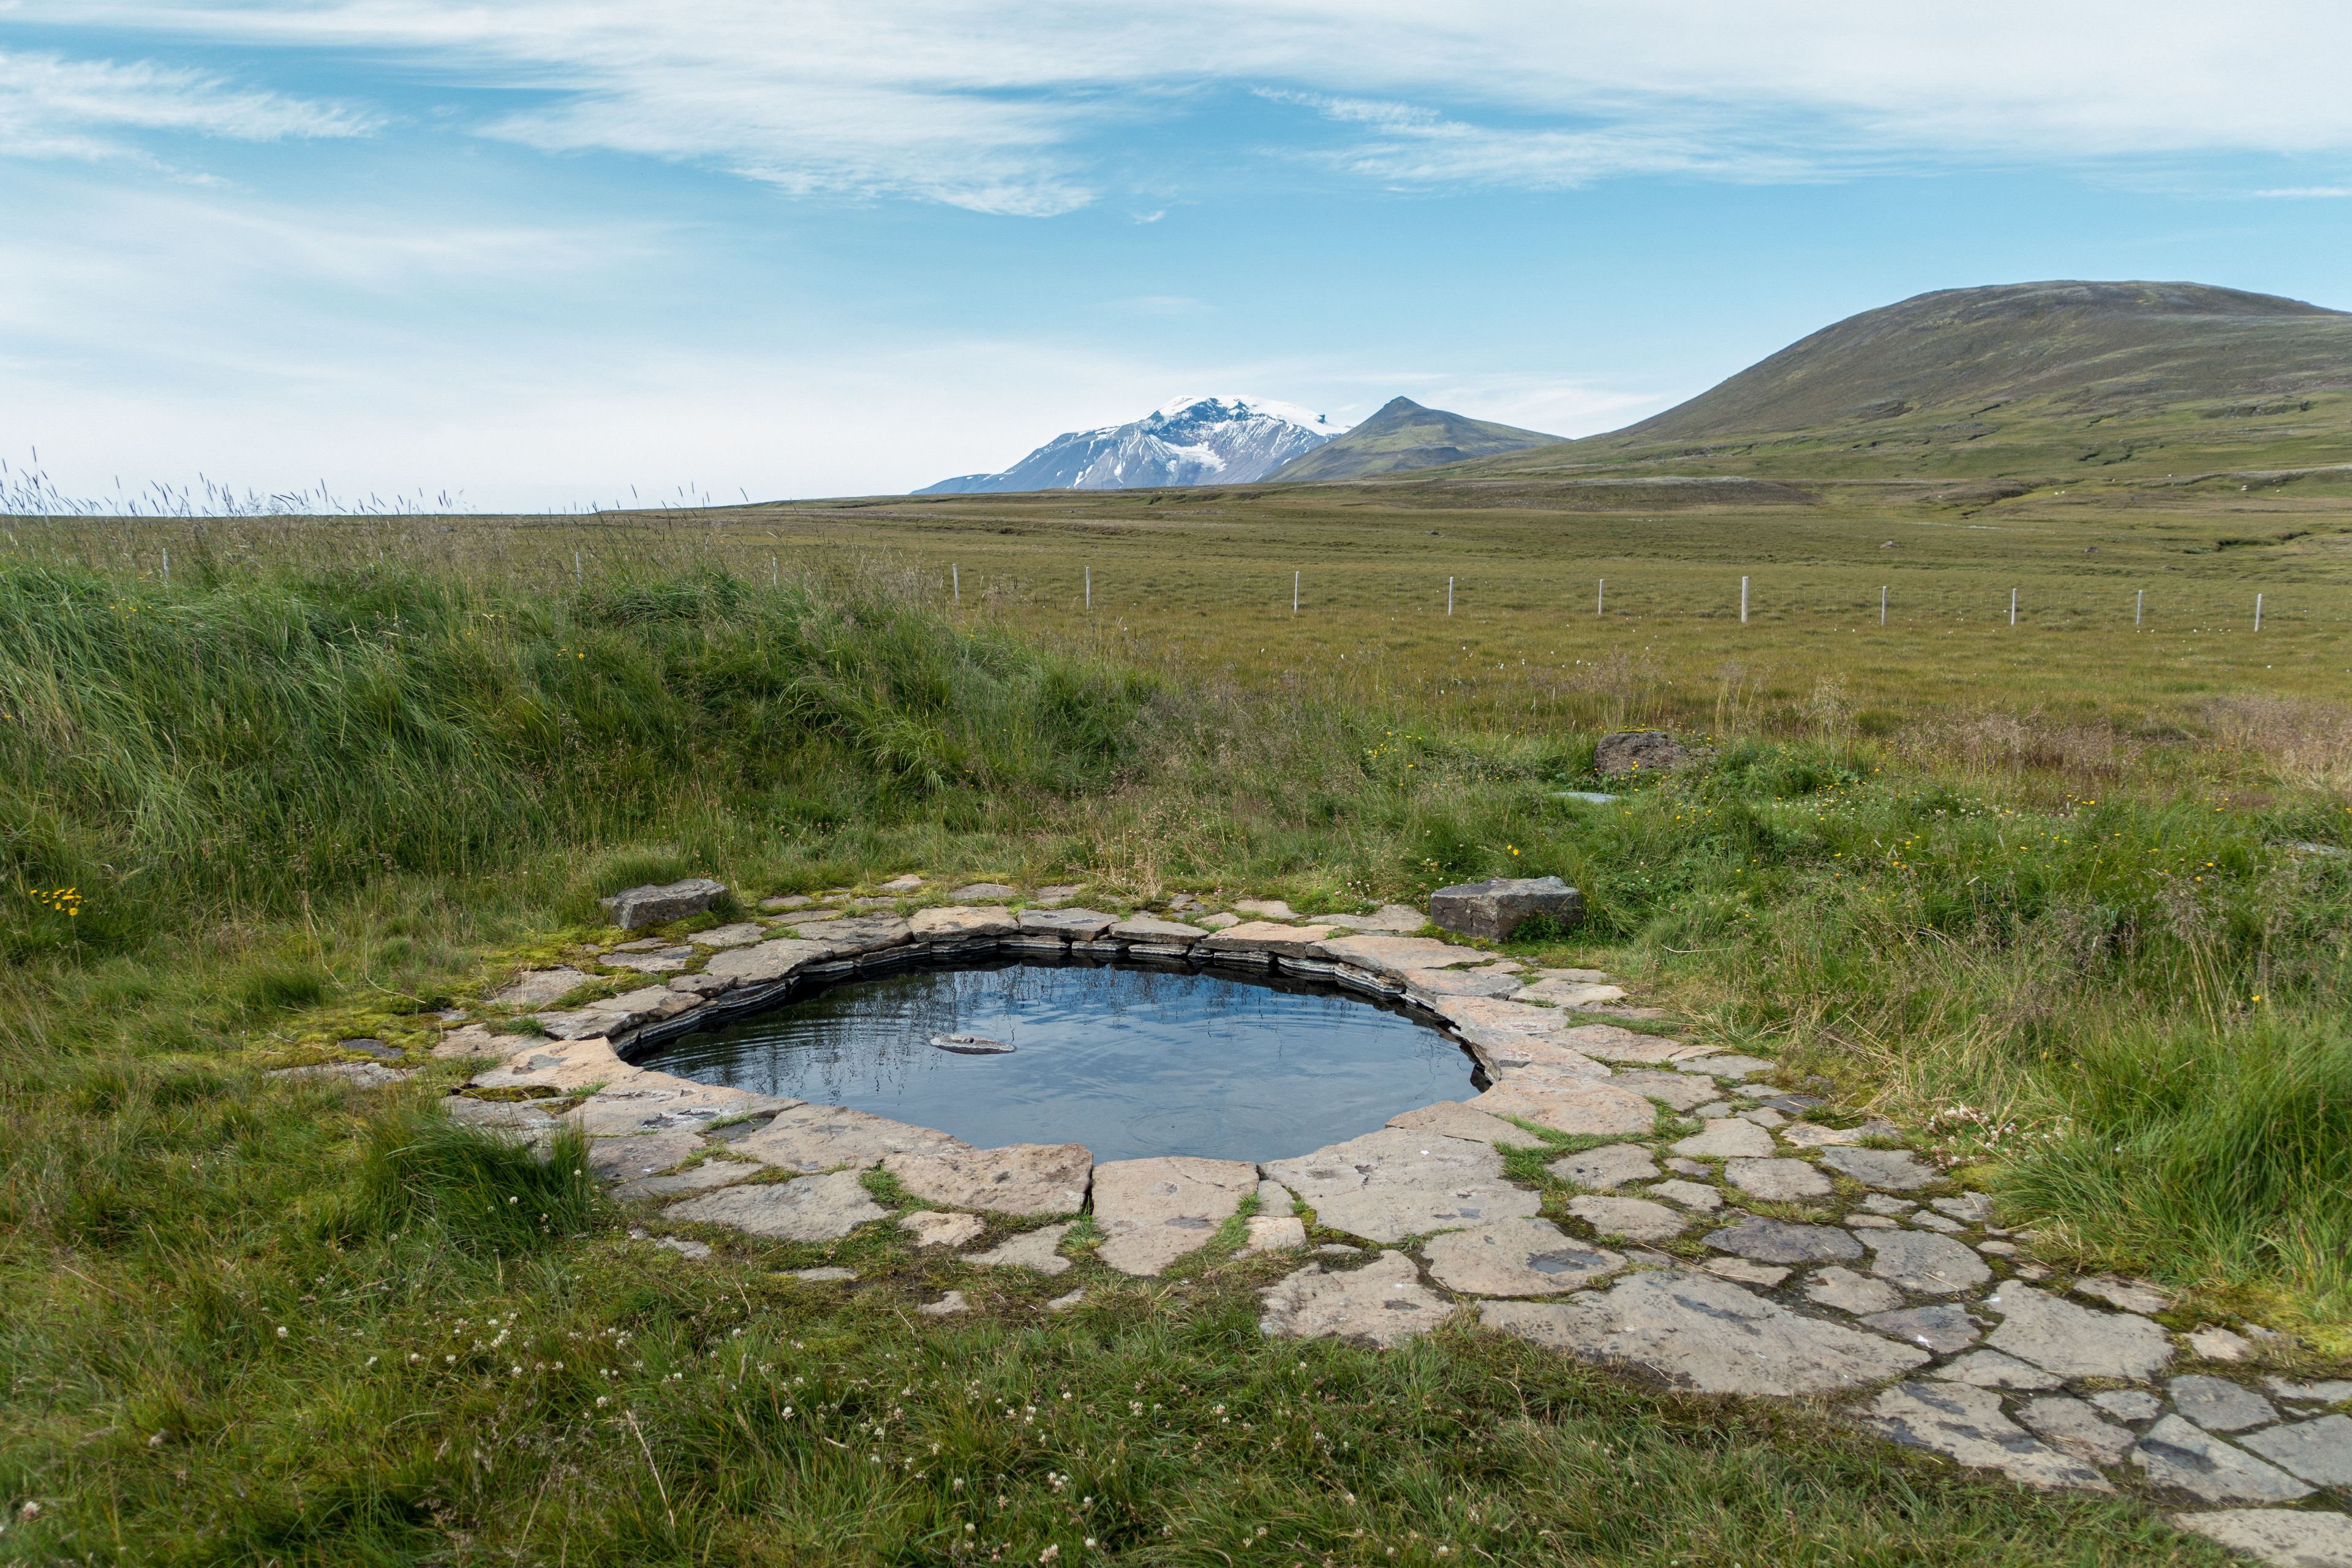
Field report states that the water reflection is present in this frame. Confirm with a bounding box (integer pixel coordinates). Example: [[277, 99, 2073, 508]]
[[636, 958, 1480, 1163]]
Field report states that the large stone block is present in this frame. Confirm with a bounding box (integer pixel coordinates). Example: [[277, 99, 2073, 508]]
[[1428, 876, 1583, 942], [601, 877, 728, 931]]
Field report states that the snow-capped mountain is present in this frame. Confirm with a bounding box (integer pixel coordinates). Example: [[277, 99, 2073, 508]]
[[917, 396, 1348, 494]]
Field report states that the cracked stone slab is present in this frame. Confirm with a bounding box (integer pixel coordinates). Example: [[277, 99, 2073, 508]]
[[1259, 1249, 1450, 1349], [1863, 1303, 1983, 1353], [1865, 1231, 1992, 1296], [612, 1158, 760, 1202], [1422, 1216, 1624, 1295], [2073, 1275, 2172, 1314], [736, 1102, 968, 1172], [490, 967, 593, 1008], [1934, 1351, 2062, 1392], [1670, 1118, 1777, 1159], [1546, 1142, 1659, 1189], [1406, 967, 1530, 1000], [1984, 1285, 2174, 1381], [1317, 933, 1491, 977], [1932, 1192, 1995, 1224], [1804, 1267, 1904, 1316], [1486, 1269, 1928, 1396], [1567, 1196, 1687, 1243], [1856, 1382, 2111, 1491], [2241, 1415, 2352, 1488], [2172, 1510, 2352, 1568], [432, 1023, 508, 1060], [964, 1223, 1073, 1275], [2021, 1396, 2141, 1468], [1703, 1256, 1790, 1287], [1389, 1100, 1548, 1150], [470, 1036, 630, 1094], [1197, 919, 1334, 954], [687, 922, 767, 948], [2267, 1379, 2352, 1406], [810, 914, 915, 954], [1819, 1146, 1940, 1192], [885, 1143, 1092, 1217], [1263, 1128, 1540, 1244], [911, 906, 1020, 940], [663, 1170, 884, 1242], [598, 948, 694, 975], [1558, 1023, 1713, 1066], [703, 938, 834, 988], [2135, 1415, 2314, 1503], [1725, 1158, 1834, 1201], [1091, 1156, 1258, 1276], [1514, 978, 1628, 1008], [900, 1210, 987, 1248], [590, 1126, 728, 1179], [1708, 1218, 1861, 1265], [1606, 1071, 1721, 1112], [2172, 1375, 2280, 1434], [1107, 914, 1206, 944], [1471, 1074, 1654, 1137], [567, 1073, 788, 1137], [1778, 1121, 1866, 1149], [1676, 1053, 1775, 1080], [1647, 1179, 1724, 1212], [1468, 1031, 1615, 1077], [2092, 1390, 2166, 1423]]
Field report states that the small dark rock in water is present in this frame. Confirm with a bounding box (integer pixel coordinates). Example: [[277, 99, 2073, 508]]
[[931, 1034, 1016, 1055]]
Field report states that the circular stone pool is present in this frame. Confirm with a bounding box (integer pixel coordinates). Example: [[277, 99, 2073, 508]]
[[633, 958, 1483, 1163]]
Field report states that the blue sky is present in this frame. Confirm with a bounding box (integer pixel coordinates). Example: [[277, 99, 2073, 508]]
[[3, 2, 2350, 510]]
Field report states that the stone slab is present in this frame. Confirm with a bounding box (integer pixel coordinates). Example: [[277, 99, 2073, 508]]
[[1607, 1071, 1722, 1112], [965, 1223, 1074, 1275], [1648, 1178, 1724, 1212], [1262, 1128, 1539, 1244], [2020, 1396, 2141, 1468], [2240, 1414, 2352, 1488], [1856, 1382, 2111, 1491], [1804, 1267, 1904, 1316], [1403, 967, 1528, 1000], [490, 967, 592, 1008], [1819, 1146, 1940, 1192], [810, 914, 914, 954], [1676, 1053, 1775, 1080], [687, 922, 766, 949], [1471, 1076, 1654, 1137], [2136, 1416, 2314, 1503], [1389, 1100, 1548, 1150], [2171, 1510, 2352, 1568], [1777, 1121, 1865, 1149], [663, 1170, 883, 1242], [884, 1142, 1092, 1216], [566, 1074, 788, 1137], [1107, 915, 1205, 943], [1866, 1231, 1994, 1296], [1670, 1119, 1776, 1159], [1567, 1196, 1687, 1243], [1238, 1215, 1308, 1257], [948, 883, 1018, 902], [1545, 1142, 1659, 1189], [1422, 1216, 1623, 1295], [1558, 1023, 1712, 1065], [1984, 1286, 2174, 1381], [1934, 1351, 2063, 1391], [470, 1036, 630, 1093], [2092, 1390, 2166, 1423], [900, 1210, 987, 1248], [1091, 1156, 1258, 1276], [1485, 1269, 1930, 1396], [1514, 978, 1629, 1009], [1318, 933, 1491, 976], [704, 938, 834, 988], [1259, 1250, 1450, 1348], [2073, 1275, 2171, 1314], [1863, 1305, 1983, 1355], [2173, 1375, 2280, 1434], [911, 905, 1020, 940], [612, 1158, 760, 1202], [1725, 1158, 1834, 1200], [1708, 1218, 1861, 1265], [736, 1102, 968, 1172], [1199, 921, 1336, 954]]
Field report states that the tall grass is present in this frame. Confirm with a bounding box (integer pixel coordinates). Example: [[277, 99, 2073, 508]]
[[0, 560, 1150, 956]]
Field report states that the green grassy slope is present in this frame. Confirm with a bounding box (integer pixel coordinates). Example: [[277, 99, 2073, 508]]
[[1449, 280, 2352, 488], [1268, 396, 1559, 481]]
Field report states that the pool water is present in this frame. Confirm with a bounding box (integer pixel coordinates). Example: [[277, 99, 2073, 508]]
[[635, 959, 1482, 1163]]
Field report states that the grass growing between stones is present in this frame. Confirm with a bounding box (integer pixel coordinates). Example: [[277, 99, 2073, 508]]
[[1, 538, 2345, 1559]]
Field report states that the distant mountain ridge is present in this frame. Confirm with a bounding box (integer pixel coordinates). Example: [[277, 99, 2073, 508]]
[[1267, 397, 1558, 481], [918, 396, 1346, 494]]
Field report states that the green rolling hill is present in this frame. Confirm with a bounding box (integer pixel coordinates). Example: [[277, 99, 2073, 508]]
[[1453, 281, 2352, 491], [1267, 396, 1558, 481]]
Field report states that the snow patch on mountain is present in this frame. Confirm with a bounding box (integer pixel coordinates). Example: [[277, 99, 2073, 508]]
[[918, 396, 1349, 494]]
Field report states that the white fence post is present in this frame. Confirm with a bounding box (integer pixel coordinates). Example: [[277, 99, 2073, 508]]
[[1879, 585, 1887, 625], [1596, 579, 1604, 616], [1293, 570, 1300, 615], [2010, 588, 2018, 627], [1447, 577, 1454, 616], [1740, 576, 1749, 624], [2136, 589, 2143, 628], [952, 563, 959, 604], [2255, 592, 2264, 632], [1085, 565, 1091, 610]]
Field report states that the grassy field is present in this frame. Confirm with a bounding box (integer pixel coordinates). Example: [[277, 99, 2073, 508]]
[[2, 488, 2347, 1562]]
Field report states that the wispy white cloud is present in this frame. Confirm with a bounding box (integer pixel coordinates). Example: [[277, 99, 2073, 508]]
[[19, 1, 2352, 208], [0, 49, 377, 167], [2254, 186, 2352, 198]]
